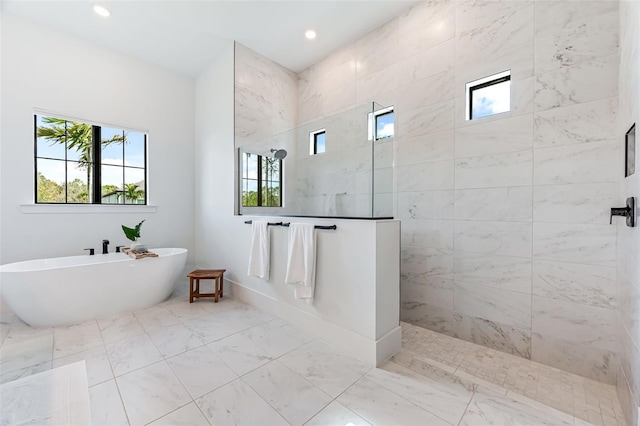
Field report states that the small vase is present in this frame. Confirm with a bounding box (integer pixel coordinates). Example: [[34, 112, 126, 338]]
[[130, 240, 147, 252]]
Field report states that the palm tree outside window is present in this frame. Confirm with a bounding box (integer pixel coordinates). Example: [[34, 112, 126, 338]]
[[35, 115, 147, 204]]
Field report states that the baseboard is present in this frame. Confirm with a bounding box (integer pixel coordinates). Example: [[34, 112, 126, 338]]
[[228, 279, 400, 366]]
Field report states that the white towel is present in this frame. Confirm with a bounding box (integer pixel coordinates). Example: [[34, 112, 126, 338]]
[[284, 223, 317, 302], [247, 221, 270, 280]]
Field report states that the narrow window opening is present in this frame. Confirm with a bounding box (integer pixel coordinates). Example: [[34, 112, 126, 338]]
[[466, 70, 511, 120], [309, 129, 326, 155], [368, 106, 395, 141]]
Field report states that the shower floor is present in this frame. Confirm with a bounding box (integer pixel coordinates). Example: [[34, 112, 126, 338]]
[[399, 322, 626, 426]]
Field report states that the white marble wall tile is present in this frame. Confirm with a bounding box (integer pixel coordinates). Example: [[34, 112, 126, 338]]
[[530, 332, 616, 383], [400, 301, 456, 337], [324, 82, 357, 116], [455, 2, 534, 93], [397, 39, 455, 86], [533, 260, 616, 309], [534, 54, 619, 112], [397, 70, 454, 112], [397, 160, 454, 192], [338, 376, 450, 426], [532, 296, 617, 351], [455, 114, 533, 158], [534, 1, 619, 75], [396, 130, 454, 166], [401, 246, 454, 279], [533, 98, 619, 148], [454, 77, 535, 128], [398, 0, 454, 60], [397, 190, 454, 220], [533, 183, 619, 224], [234, 85, 273, 145], [398, 99, 455, 138], [455, 151, 533, 189], [454, 187, 532, 222], [454, 221, 532, 258], [400, 219, 454, 250], [619, 327, 640, 407], [453, 313, 531, 358], [89, 379, 129, 426], [617, 367, 639, 426], [355, 18, 399, 79], [453, 281, 531, 330], [619, 276, 640, 347], [533, 140, 621, 185], [533, 223, 616, 267], [454, 252, 532, 294], [355, 65, 399, 105], [166, 346, 237, 399], [401, 277, 454, 309], [116, 361, 192, 425]]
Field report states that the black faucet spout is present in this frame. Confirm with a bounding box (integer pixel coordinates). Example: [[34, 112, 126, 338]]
[[102, 239, 110, 254]]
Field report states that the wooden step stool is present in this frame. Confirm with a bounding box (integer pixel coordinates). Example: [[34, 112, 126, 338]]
[[187, 269, 226, 303]]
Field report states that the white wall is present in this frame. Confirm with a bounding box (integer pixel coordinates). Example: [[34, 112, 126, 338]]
[[0, 14, 195, 265], [617, 1, 640, 424]]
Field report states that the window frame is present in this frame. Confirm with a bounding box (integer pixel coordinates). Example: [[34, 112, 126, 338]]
[[241, 152, 283, 208], [368, 106, 395, 141], [465, 70, 511, 121], [34, 114, 148, 205], [309, 129, 326, 155]]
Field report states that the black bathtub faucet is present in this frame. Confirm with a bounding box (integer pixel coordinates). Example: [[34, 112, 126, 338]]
[[102, 239, 109, 254]]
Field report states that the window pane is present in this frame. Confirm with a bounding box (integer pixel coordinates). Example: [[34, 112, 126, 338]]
[[124, 131, 145, 168], [102, 164, 123, 187], [316, 132, 326, 153], [101, 127, 124, 166], [66, 161, 90, 203], [262, 183, 280, 207], [65, 121, 93, 163], [242, 179, 258, 206], [36, 158, 65, 203], [471, 80, 510, 119], [262, 157, 279, 181], [124, 168, 145, 204], [36, 116, 66, 160], [376, 112, 394, 139], [244, 153, 258, 179]]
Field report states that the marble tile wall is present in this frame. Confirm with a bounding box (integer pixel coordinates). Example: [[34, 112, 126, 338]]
[[235, 0, 623, 392], [295, 0, 621, 386], [617, 0, 640, 424]]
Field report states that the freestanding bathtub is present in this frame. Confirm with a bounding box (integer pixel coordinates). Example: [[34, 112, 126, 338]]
[[0, 248, 187, 327]]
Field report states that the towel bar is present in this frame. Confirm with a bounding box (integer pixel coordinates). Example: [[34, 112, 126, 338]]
[[244, 220, 336, 230]]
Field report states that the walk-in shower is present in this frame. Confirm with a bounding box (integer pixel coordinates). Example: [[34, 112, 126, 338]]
[[236, 102, 393, 218]]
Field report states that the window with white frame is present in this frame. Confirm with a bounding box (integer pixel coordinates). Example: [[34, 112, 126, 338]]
[[309, 129, 326, 155], [465, 70, 511, 120], [368, 106, 395, 141]]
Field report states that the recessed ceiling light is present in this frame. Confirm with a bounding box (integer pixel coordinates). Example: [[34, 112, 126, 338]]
[[93, 5, 110, 18], [305, 30, 317, 40]]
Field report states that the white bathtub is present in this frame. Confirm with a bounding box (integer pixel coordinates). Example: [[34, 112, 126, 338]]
[[0, 248, 187, 327]]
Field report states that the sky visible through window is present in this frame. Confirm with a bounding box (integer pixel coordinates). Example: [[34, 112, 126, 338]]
[[471, 79, 511, 119], [376, 112, 394, 139]]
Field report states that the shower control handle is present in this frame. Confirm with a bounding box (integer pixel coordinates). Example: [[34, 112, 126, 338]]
[[84, 248, 95, 256], [610, 197, 635, 227]]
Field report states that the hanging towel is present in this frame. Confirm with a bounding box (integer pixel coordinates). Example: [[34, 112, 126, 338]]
[[247, 221, 270, 280], [284, 223, 317, 302]]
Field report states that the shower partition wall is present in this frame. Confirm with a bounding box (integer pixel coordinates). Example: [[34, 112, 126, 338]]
[[237, 102, 394, 218]]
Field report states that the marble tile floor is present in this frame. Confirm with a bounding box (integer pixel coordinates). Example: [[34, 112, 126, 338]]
[[399, 322, 626, 426], [0, 282, 622, 426]]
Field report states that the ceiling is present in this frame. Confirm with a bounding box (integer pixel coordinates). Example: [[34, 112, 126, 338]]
[[1, 0, 421, 77]]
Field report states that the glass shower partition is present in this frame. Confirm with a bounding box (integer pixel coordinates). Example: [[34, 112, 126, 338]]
[[237, 102, 394, 218]]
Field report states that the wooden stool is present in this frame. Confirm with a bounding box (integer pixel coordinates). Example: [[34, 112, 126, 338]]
[[187, 269, 226, 303]]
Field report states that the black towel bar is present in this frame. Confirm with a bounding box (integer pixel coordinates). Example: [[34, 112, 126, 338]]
[[244, 220, 337, 230]]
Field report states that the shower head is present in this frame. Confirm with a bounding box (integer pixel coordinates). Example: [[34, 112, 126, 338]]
[[270, 148, 288, 159]]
